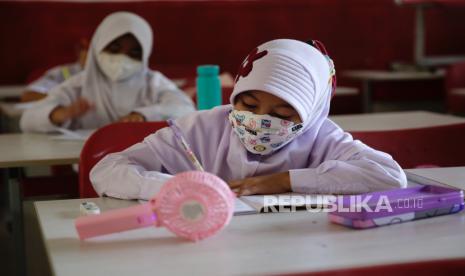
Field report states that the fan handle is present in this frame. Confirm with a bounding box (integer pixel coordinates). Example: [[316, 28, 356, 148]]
[[75, 202, 156, 240]]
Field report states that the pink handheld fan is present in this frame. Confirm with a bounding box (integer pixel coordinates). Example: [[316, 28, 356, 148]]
[[75, 171, 235, 241]]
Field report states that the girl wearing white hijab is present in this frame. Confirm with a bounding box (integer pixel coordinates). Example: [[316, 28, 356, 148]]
[[90, 39, 407, 200], [20, 12, 195, 132]]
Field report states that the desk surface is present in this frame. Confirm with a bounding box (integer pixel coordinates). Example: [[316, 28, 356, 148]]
[[334, 86, 358, 96], [342, 70, 445, 81], [0, 101, 33, 118], [35, 167, 465, 276], [330, 111, 465, 131], [0, 85, 25, 99], [451, 88, 465, 96], [0, 133, 84, 168], [406, 166, 465, 190]]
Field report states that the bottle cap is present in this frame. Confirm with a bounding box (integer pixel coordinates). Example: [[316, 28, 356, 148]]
[[197, 65, 220, 76]]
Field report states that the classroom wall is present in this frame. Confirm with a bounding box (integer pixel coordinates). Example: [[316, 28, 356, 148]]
[[1, 0, 464, 100]]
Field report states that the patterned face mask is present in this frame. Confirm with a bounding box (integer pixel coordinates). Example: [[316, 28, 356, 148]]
[[228, 109, 303, 155]]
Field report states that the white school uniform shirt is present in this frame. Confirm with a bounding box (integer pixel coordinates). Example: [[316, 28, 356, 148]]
[[26, 62, 82, 94], [90, 38, 407, 200], [19, 70, 194, 131]]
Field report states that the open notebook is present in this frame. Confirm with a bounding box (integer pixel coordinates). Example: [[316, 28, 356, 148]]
[[234, 193, 332, 215], [406, 167, 465, 190], [50, 128, 96, 141]]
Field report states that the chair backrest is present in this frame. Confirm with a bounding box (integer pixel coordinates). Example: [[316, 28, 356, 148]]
[[445, 61, 465, 114], [79, 121, 168, 198], [350, 123, 465, 169], [446, 61, 465, 91]]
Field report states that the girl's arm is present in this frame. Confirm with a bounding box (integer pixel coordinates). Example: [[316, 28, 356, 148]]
[[230, 120, 407, 196], [90, 140, 172, 200], [132, 72, 195, 121], [289, 121, 407, 195], [20, 76, 82, 132], [91, 112, 208, 200]]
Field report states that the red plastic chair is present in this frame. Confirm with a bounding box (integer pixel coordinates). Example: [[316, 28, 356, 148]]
[[445, 61, 465, 114], [350, 122, 465, 169], [79, 121, 168, 198]]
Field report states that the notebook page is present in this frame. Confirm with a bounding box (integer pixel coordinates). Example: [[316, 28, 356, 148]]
[[240, 193, 332, 213], [138, 198, 258, 216], [51, 128, 96, 141], [234, 198, 258, 215]]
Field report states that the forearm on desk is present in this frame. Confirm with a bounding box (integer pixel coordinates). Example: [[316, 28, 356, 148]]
[[290, 150, 407, 194], [20, 102, 64, 132], [90, 142, 173, 200]]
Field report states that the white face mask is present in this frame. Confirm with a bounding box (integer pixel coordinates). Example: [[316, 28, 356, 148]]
[[97, 52, 143, 82], [228, 110, 303, 155]]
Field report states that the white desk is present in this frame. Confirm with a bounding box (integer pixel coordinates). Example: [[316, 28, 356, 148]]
[[342, 70, 445, 112], [0, 132, 84, 215], [334, 86, 358, 96], [343, 70, 445, 81], [35, 166, 465, 275], [0, 133, 84, 168], [0, 101, 33, 118], [0, 132, 85, 275], [0, 85, 25, 99], [406, 166, 465, 190], [330, 110, 465, 132], [451, 88, 465, 96]]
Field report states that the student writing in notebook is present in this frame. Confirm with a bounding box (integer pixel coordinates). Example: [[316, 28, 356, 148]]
[[20, 12, 195, 132], [90, 39, 407, 199]]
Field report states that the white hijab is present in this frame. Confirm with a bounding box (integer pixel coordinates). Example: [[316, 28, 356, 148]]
[[230, 39, 333, 133], [79, 11, 154, 127]]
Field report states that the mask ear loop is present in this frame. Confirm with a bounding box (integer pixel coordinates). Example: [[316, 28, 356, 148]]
[[307, 40, 337, 98]]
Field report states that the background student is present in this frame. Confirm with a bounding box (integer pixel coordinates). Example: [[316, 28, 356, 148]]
[[21, 39, 88, 102], [20, 11, 195, 132]]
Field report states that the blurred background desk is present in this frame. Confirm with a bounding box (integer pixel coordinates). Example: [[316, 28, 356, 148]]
[[330, 110, 465, 131], [0, 86, 26, 133], [343, 70, 445, 113], [0, 133, 85, 276], [0, 86, 24, 100], [0, 133, 84, 168]]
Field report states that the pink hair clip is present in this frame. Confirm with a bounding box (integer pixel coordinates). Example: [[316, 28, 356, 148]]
[[75, 171, 235, 242]]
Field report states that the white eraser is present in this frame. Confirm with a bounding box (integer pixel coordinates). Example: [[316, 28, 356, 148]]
[[80, 201, 100, 216]]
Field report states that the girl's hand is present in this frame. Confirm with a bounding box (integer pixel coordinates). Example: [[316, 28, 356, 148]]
[[228, 172, 292, 196], [50, 98, 93, 126], [119, 112, 146, 122]]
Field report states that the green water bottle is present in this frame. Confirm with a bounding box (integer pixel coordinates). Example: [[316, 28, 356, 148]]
[[196, 65, 222, 110]]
